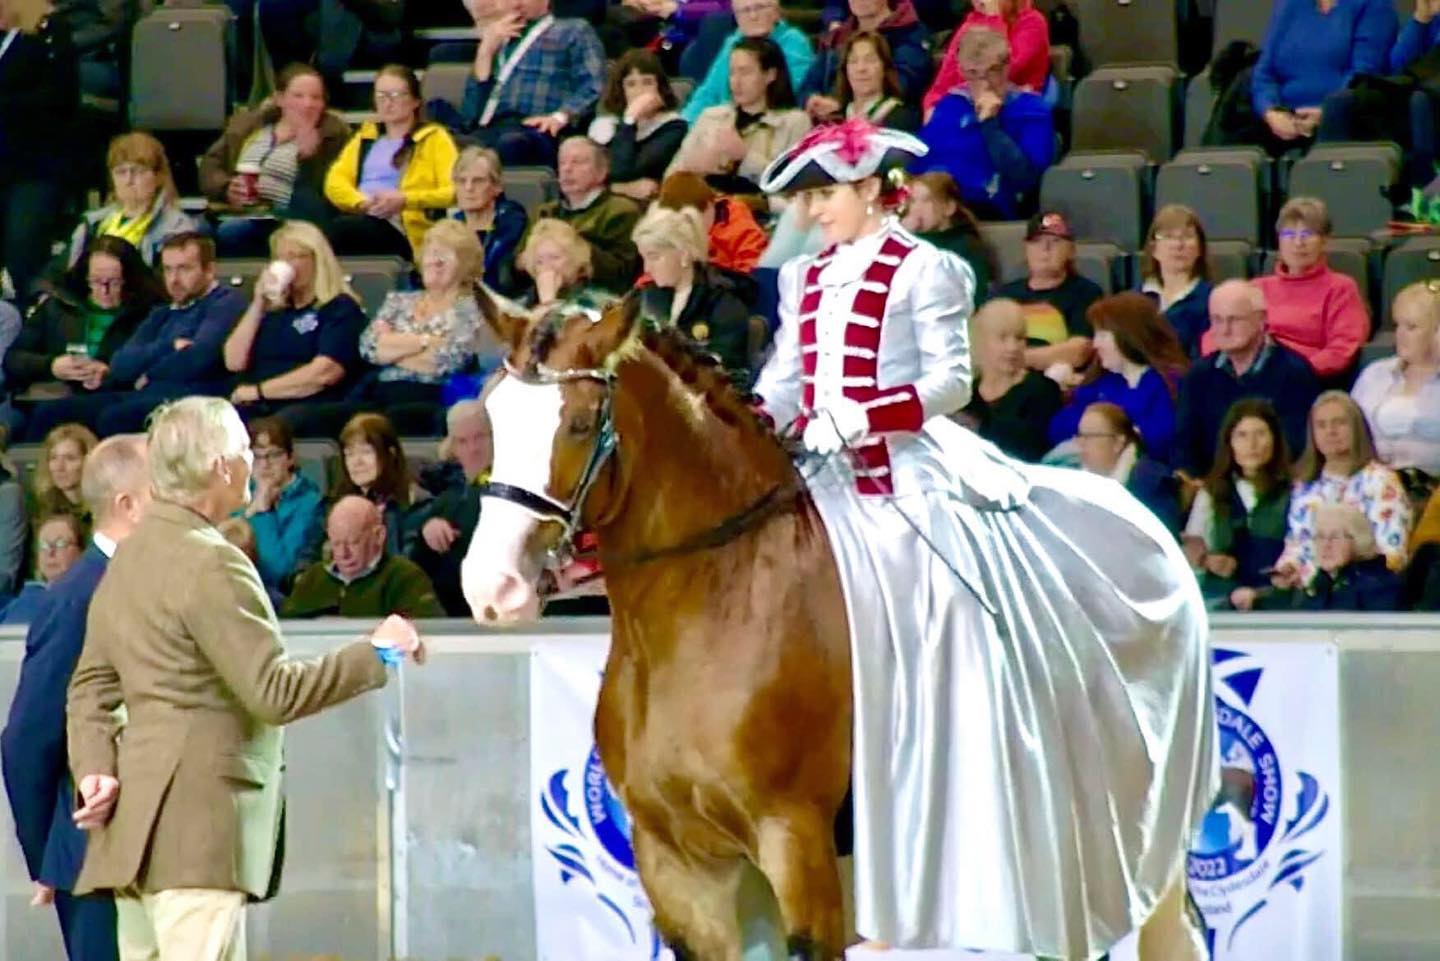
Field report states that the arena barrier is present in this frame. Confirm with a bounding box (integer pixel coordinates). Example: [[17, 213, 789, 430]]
[[1, 614, 1438, 961]]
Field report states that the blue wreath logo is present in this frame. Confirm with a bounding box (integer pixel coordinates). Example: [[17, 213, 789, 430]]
[[582, 745, 635, 868], [1188, 647, 1333, 953]]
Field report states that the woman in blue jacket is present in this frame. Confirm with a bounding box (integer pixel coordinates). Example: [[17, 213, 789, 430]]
[[243, 416, 323, 592]]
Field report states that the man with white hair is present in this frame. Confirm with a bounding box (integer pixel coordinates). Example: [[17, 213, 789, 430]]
[[64, 396, 424, 961], [1174, 279, 1320, 478], [533, 136, 642, 291], [2, 434, 149, 961], [412, 398, 493, 616]]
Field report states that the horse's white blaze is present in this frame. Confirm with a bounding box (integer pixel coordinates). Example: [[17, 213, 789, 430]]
[[461, 375, 565, 623]]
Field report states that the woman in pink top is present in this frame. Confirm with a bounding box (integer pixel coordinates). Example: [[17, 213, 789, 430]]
[[1252, 197, 1370, 382], [923, 0, 1049, 115]]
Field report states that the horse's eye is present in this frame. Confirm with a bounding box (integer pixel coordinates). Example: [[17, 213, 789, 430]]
[[567, 414, 594, 437]]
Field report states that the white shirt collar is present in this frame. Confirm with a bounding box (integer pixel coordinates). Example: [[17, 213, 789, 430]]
[[93, 531, 118, 558]]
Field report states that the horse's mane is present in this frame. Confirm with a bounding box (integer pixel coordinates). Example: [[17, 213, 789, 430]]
[[635, 325, 776, 441]]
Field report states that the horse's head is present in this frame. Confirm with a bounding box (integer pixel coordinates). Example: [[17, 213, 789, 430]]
[[462, 288, 641, 624]]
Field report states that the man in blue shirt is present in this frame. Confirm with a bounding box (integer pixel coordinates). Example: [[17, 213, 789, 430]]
[[910, 27, 1053, 221], [23, 232, 247, 440], [1, 434, 150, 961]]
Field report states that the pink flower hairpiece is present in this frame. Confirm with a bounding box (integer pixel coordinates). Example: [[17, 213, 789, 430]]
[[791, 117, 883, 167]]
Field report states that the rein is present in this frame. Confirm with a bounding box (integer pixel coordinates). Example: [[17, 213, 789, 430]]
[[598, 479, 808, 569]]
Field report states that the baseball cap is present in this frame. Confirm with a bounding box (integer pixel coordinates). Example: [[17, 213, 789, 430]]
[[1026, 211, 1074, 241]]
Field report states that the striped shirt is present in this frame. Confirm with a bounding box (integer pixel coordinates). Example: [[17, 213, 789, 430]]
[[235, 126, 301, 208]]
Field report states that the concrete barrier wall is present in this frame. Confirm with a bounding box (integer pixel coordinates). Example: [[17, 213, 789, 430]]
[[0, 615, 1437, 961]]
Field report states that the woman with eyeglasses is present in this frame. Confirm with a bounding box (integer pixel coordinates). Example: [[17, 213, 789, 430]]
[[1138, 204, 1213, 360], [923, 0, 1049, 116], [1270, 390, 1411, 592], [4, 236, 165, 399], [242, 415, 323, 593], [323, 65, 459, 262], [1217, 198, 1371, 385], [1074, 401, 1182, 532], [60, 132, 197, 275], [0, 512, 85, 624], [1281, 502, 1403, 610]]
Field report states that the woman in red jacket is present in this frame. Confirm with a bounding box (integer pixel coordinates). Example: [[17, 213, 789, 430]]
[[923, 0, 1050, 116]]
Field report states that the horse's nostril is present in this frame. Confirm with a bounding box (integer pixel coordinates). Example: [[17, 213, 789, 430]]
[[483, 606, 498, 622]]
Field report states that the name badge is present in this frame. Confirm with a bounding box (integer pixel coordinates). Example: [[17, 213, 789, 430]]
[[292, 312, 319, 335]]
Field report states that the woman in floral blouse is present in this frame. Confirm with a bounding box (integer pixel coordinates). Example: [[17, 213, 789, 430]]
[[1272, 390, 1413, 590]]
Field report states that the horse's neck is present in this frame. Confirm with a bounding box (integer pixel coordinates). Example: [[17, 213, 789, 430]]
[[601, 352, 793, 561]]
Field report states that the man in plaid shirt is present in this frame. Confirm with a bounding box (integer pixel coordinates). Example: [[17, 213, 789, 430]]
[[459, 0, 607, 166]]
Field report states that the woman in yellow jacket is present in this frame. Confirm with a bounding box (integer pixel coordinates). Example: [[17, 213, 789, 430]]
[[324, 65, 459, 262]]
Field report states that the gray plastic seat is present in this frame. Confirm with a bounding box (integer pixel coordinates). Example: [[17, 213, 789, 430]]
[[1041, 151, 1149, 251], [1157, 147, 1267, 245], [1072, 66, 1181, 163], [1288, 143, 1402, 239], [504, 167, 560, 220], [1381, 236, 1440, 328], [1073, 0, 1179, 68]]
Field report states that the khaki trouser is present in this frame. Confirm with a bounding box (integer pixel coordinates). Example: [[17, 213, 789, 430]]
[[115, 889, 247, 961]]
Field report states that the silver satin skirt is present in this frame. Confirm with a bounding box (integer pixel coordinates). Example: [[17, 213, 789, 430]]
[[807, 418, 1218, 959]]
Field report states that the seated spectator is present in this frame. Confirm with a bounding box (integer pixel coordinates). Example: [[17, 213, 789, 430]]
[[0, 454, 24, 599], [1272, 390, 1412, 590], [216, 516, 285, 609], [657, 172, 768, 273], [534, 137, 643, 292], [281, 495, 444, 619], [23, 233, 248, 441], [323, 65, 459, 261], [225, 221, 370, 432], [1049, 293, 1188, 463], [911, 27, 1053, 220], [1183, 398, 1293, 611], [1138, 204, 1213, 360], [669, 37, 812, 207], [348, 220, 499, 434], [1351, 281, 1440, 478], [459, 0, 606, 167], [959, 298, 1060, 462], [241, 416, 324, 593], [633, 205, 757, 380], [588, 50, 689, 203], [199, 63, 352, 258], [258, 0, 408, 97], [411, 398, 492, 616], [1175, 280, 1320, 479], [28, 425, 95, 527], [1075, 401, 1181, 531], [4, 237, 164, 400], [804, 31, 921, 132], [991, 211, 1101, 375], [923, 0, 1049, 116], [1391, 0, 1440, 190], [1286, 502, 1404, 611], [0, 1, 77, 309], [1247, 0, 1396, 155], [0, 513, 83, 624], [514, 218, 608, 310], [62, 132, 197, 275], [680, 0, 814, 123], [452, 146, 528, 296], [799, 0, 930, 107], [601, 0, 729, 63], [900, 171, 994, 295], [332, 412, 430, 556], [1202, 198, 1369, 383]]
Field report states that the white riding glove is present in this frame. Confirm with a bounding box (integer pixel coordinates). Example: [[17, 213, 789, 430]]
[[802, 398, 870, 455]]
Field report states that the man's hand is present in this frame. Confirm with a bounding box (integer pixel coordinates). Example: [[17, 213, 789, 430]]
[[51, 354, 88, 382], [30, 882, 54, 907], [365, 189, 407, 219], [1293, 106, 1322, 137], [522, 113, 567, 137], [422, 517, 461, 553], [479, 13, 524, 56], [371, 614, 426, 664], [73, 774, 119, 830], [973, 89, 1004, 122], [1264, 108, 1300, 141]]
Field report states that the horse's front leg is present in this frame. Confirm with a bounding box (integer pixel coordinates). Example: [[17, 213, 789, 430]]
[[633, 827, 746, 961], [755, 807, 846, 960]]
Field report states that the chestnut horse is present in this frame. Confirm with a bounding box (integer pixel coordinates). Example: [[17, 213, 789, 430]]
[[463, 292, 853, 960]]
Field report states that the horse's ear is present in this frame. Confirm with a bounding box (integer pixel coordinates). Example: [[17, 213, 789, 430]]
[[473, 282, 529, 351]]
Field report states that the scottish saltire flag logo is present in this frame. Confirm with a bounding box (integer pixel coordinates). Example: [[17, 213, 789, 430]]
[[1188, 646, 1333, 955]]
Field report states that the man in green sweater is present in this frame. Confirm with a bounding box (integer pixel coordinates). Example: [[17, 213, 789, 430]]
[[533, 137, 642, 292], [282, 496, 445, 619]]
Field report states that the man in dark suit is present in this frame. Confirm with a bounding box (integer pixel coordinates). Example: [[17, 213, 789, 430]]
[[411, 398, 490, 616], [1, 434, 151, 961]]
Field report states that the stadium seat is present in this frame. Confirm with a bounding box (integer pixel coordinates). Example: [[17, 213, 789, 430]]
[[130, 5, 235, 130], [1075, 241, 1126, 293], [422, 62, 470, 113], [1040, 151, 1149, 250], [1381, 235, 1440, 327], [1288, 142, 1402, 239], [1359, 329, 1396, 368], [5, 444, 42, 480], [1071, 66, 1181, 162], [1212, 0, 1277, 58], [1182, 69, 1217, 150], [1207, 240, 1255, 282], [1157, 147, 1267, 245], [504, 167, 560, 221], [978, 221, 1028, 285], [1073, 0, 1179, 68], [293, 439, 339, 493]]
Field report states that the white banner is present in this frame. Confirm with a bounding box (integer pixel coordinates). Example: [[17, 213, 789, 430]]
[[1188, 641, 1342, 961], [530, 638, 671, 961]]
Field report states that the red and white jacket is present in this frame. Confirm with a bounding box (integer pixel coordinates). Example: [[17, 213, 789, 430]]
[[755, 221, 975, 495]]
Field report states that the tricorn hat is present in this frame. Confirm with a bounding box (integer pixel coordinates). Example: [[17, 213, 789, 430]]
[[758, 118, 928, 195]]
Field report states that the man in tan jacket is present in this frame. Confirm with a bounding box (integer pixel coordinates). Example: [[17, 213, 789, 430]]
[[66, 396, 424, 961]]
